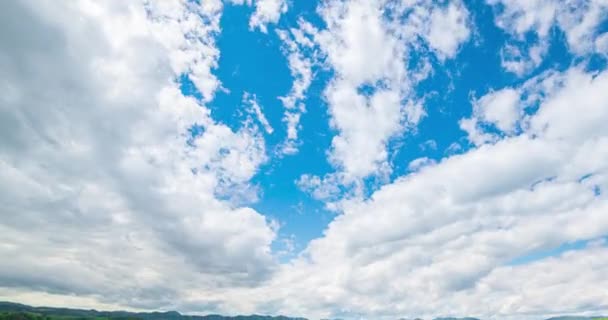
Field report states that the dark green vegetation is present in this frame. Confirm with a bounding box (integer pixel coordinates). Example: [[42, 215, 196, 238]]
[[0, 301, 606, 320]]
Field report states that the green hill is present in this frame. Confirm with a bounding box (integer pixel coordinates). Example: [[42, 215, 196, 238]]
[[0, 301, 606, 320]]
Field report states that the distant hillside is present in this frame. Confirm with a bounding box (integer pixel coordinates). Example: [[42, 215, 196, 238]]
[[0, 301, 606, 320], [0, 302, 304, 320]]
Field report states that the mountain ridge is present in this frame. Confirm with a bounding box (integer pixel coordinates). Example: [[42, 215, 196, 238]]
[[0, 301, 606, 320]]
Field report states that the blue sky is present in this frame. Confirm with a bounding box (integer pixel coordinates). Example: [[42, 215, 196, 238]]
[[1, 0, 608, 318], [182, 0, 603, 261]]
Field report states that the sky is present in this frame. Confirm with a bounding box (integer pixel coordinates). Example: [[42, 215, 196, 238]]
[[1, 0, 608, 319]]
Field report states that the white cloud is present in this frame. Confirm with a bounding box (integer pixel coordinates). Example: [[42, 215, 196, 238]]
[[297, 0, 470, 188], [500, 43, 546, 77], [228, 0, 287, 33], [2, 0, 608, 319], [0, 0, 275, 312], [420, 139, 438, 151], [276, 20, 320, 155], [473, 246, 608, 318], [407, 157, 437, 171], [488, 0, 608, 74], [250, 65, 608, 320], [244, 92, 274, 134], [460, 88, 522, 145], [528, 68, 608, 143], [596, 32, 608, 54], [250, 0, 287, 33], [460, 64, 608, 147], [144, 0, 223, 102], [296, 173, 344, 203], [324, 81, 405, 180], [426, 1, 471, 59], [227, 63, 608, 319]]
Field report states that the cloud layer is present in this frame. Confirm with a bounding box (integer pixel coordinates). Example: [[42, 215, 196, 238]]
[[1, 0, 607, 319], [0, 0, 275, 311]]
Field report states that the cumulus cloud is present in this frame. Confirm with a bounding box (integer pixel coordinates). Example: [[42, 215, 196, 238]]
[[292, 0, 470, 197], [250, 0, 288, 33], [251, 64, 608, 319], [426, 1, 471, 59], [488, 0, 608, 74], [228, 0, 287, 33], [0, 0, 276, 312], [2, 0, 608, 319], [460, 88, 522, 145]]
